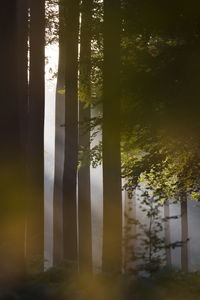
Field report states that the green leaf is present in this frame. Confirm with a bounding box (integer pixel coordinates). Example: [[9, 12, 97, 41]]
[[58, 89, 65, 95]]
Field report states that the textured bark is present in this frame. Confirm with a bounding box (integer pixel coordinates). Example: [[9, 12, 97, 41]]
[[78, 0, 93, 273], [62, 0, 80, 264], [28, 0, 45, 263], [53, 0, 65, 266], [102, 0, 122, 273]]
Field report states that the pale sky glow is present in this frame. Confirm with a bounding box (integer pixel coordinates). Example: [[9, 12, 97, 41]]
[[45, 44, 59, 85], [43, 42, 104, 271], [44, 43, 58, 268]]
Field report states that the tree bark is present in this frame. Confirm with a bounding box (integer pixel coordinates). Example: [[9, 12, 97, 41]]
[[28, 0, 45, 265], [62, 0, 80, 264], [78, 0, 93, 273], [102, 0, 122, 273]]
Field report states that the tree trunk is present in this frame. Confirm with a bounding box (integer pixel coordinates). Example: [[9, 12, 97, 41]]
[[53, 0, 65, 266], [181, 194, 188, 272], [62, 0, 80, 264], [16, 0, 29, 274], [78, 0, 93, 273], [164, 202, 171, 266], [17, 0, 29, 152], [28, 0, 45, 265], [0, 0, 26, 283], [102, 0, 122, 273]]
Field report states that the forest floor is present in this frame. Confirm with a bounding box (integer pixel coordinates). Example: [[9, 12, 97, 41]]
[[0, 267, 200, 299]]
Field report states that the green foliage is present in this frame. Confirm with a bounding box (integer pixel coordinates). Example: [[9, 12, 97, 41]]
[[123, 189, 168, 276]]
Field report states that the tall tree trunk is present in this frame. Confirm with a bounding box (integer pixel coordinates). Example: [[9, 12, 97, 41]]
[[102, 0, 122, 273], [164, 202, 171, 266], [53, 0, 65, 266], [16, 0, 29, 274], [62, 0, 80, 264], [17, 0, 29, 151], [78, 0, 93, 273], [181, 194, 188, 272], [28, 0, 45, 265], [0, 0, 26, 283]]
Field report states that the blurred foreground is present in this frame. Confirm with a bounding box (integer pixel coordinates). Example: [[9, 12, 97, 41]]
[[1, 267, 200, 299]]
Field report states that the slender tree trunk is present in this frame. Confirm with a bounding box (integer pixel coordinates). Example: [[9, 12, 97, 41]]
[[102, 0, 122, 273], [78, 0, 93, 273], [181, 194, 188, 272], [62, 0, 80, 264], [28, 0, 45, 264], [53, 0, 65, 266], [0, 1, 26, 283], [164, 202, 171, 266]]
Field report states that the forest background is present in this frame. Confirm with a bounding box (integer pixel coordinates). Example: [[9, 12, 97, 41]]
[[1, 0, 200, 299]]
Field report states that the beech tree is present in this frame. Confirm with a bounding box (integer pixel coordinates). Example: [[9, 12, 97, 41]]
[[164, 202, 171, 266], [181, 194, 189, 272], [62, 0, 80, 264], [28, 0, 45, 262], [0, 0, 26, 282], [78, 0, 93, 273], [16, 0, 29, 270], [102, 0, 122, 272]]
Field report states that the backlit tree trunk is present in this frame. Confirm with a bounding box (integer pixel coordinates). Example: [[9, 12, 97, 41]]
[[102, 0, 122, 273], [78, 0, 93, 273], [164, 202, 171, 266], [0, 0, 26, 283], [53, 0, 65, 266], [181, 194, 188, 272], [62, 0, 80, 264], [28, 0, 45, 265]]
